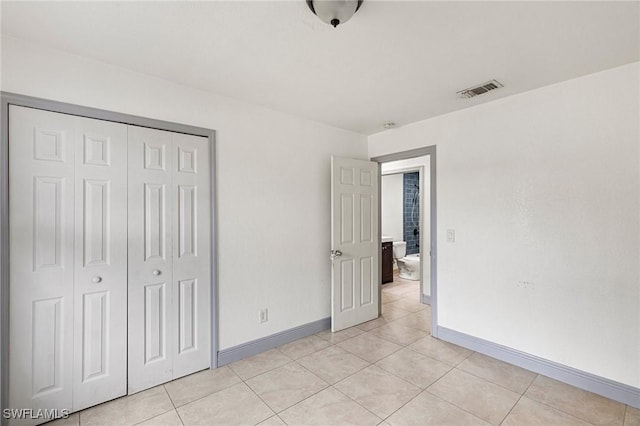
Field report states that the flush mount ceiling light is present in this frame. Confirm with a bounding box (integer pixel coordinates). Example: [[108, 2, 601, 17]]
[[306, 0, 363, 28]]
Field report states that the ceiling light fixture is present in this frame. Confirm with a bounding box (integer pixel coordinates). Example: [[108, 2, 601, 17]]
[[306, 0, 363, 28]]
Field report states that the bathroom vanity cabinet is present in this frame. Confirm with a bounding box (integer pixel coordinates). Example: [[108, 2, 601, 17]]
[[382, 241, 393, 284]]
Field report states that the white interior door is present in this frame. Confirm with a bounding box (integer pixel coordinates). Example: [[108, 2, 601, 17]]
[[128, 126, 175, 393], [72, 116, 127, 411], [331, 156, 380, 332], [172, 133, 211, 378], [9, 106, 76, 419], [128, 127, 211, 393], [9, 106, 128, 421]]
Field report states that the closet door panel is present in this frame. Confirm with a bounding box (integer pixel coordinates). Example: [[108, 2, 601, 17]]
[[172, 134, 211, 378], [9, 106, 76, 421], [128, 126, 175, 393], [72, 117, 127, 411]]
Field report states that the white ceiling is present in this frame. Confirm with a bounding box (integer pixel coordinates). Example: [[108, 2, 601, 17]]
[[2, 1, 638, 135]]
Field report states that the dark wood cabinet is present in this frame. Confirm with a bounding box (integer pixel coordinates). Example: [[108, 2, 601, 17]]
[[382, 241, 393, 284]]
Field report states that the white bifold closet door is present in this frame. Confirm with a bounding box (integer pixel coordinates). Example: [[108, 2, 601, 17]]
[[127, 126, 211, 394], [9, 105, 212, 423], [9, 106, 127, 417]]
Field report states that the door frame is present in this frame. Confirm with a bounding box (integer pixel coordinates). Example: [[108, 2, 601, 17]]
[[0, 92, 219, 417], [371, 146, 438, 337]]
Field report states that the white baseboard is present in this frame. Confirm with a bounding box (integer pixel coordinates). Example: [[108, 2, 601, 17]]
[[217, 317, 330, 366], [437, 326, 640, 409]]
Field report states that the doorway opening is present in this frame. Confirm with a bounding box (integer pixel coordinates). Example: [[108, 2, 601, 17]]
[[373, 147, 437, 337]]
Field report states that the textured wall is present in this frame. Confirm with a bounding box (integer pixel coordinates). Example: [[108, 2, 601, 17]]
[[1, 36, 369, 351], [369, 63, 640, 388]]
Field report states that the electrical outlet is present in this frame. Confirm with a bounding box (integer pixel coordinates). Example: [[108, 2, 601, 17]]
[[446, 229, 455, 243], [259, 308, 268, 324]]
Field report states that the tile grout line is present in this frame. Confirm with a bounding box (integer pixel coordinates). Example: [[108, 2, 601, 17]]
[[374, 353, 456, 394], [495, 379, 531, 425], [162, 367, 245, 414], [329, 384, 385, 423], [423, 390, 491, 424], [402, 341, 471, 368], [374, 375, 434, 423], [164, 384, 178, 410], [455, 360, 537, 396], [417, 364, 514, 422], [519, 377, 601, 426], [239, 375, 278, 423], [324, 317, 434, 424], [169, 264, 414, 425], [236, 350, 333, 421]]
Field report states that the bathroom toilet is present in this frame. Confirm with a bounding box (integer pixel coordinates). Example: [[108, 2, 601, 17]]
[[392, 241, 421, 281]]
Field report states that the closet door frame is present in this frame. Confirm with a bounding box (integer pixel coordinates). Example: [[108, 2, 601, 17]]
[[0, 92, 218, 421]]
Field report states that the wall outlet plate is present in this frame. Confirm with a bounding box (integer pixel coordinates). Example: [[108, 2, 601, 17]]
[[259, 308, 268, 324], [446, 229, 455, 242]]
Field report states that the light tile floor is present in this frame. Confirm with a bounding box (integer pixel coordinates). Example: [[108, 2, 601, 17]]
[[52, 275, 638, 426]]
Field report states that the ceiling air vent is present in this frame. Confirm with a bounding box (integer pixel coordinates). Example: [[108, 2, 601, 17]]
[[457, 80, 503, 99]]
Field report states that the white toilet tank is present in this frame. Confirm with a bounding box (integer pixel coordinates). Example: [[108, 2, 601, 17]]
[[392, 241, 406, 259]]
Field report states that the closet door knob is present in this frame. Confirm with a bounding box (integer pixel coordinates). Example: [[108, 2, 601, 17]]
[[92, 276, 102, 283], [153, 270, 162, 276]]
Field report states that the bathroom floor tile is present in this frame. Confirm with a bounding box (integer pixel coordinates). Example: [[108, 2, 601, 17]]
[[525, 375, 626, 426], [278, 335, 331, 360], [457, 352, 537, 394], [387, 391, 490, 426], [228, 348, 292, 380], [427, 369, 520, 425], [278, 387, 381, 426], [164, 366, 241, 407], [334, 365, 421, 419], [315, 326, 364, 344], [408, 336, 473, 366], [297, 345, 370, 384], [245, 362, 328, 413], [337, 332, 402, 363], [376, 348, 452, 388], [177, 382, 273, 426], [501, 397, 592, 426], [80, 386, 173, 426], [368, 322, 428, 346]]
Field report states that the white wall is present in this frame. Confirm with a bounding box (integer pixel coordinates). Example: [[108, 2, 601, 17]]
[[1, 36, 368, 350], [382, 157, 431, 297], [369, 62, 640, 388], [381, 174, 403, 242]]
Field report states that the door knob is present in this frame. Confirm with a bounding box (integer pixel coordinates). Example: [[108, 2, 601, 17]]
[[92, 276, 102, 283], [153, 269, 162, 276], [330, 250, 342, 260]]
